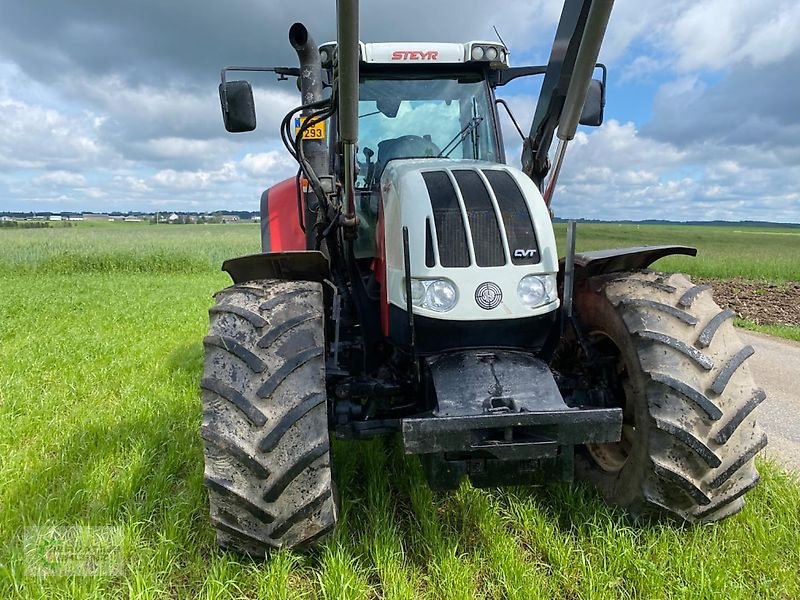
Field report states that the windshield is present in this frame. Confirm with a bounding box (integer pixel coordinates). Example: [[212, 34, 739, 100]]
[[356, 74, 499, 189]]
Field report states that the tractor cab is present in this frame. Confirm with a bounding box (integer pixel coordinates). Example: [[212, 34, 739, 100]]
[[318, 42, 510, 258], [320, 40, 509, 182], [355, 72, 502, 188]]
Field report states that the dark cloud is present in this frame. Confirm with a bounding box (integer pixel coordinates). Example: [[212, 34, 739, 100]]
[[1, 1, 295, 86], [644, 50, 800, 157], [0, 1, 541, 87], [0, 0, 545, 169]]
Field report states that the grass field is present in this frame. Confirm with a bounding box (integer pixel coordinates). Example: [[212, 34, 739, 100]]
[[555, 223, 800, 282], [1, 222, 799, 598]]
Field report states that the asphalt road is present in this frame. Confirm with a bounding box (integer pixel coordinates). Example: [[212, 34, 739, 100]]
[[738, 330, 800, 473]]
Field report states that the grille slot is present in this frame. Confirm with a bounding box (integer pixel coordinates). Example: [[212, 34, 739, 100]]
[[483, 169, 540, 265], [423, 171, 470, 268], [453, 170, 505, 267], [424, 218, 436, 267]]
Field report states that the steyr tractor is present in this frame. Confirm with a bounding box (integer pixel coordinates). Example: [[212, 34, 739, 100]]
[[202, 0, 767, 553]]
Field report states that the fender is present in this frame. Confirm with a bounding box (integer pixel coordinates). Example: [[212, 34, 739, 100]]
[[222, 251, 329, 284], [563, 245, 697, 281]]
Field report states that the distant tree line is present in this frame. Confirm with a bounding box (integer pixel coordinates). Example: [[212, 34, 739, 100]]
[[0, 221, 51, 229]]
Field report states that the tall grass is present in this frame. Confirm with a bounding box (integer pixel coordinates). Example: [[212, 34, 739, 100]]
[[553, 223, 800, 282], [0, 222, 259, 275]]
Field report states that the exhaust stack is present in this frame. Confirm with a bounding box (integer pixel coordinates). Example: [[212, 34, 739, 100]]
[[289, 22, 329, 246], [289, 23, 328, 178]]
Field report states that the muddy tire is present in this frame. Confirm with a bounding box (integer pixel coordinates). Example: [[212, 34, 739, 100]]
[[572, 270, 767, 522], [201, 279, 337, 554]]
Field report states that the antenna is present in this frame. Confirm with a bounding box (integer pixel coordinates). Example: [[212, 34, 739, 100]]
[[492, 25, 509, 51]]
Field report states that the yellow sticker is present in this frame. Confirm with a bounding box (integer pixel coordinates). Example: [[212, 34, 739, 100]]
[[294, 116, 327, 140]]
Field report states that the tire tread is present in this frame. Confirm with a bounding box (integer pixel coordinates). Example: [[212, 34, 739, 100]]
[[575, 270, 766, 524], [202, 279, 337, 554]]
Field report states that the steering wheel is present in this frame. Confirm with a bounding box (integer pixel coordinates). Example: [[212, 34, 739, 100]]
[[373, 135, 441, 184], [384, 135, 441, 157]]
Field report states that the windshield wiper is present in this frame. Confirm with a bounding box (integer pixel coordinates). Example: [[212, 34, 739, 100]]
[[437, 116, 484, 158]]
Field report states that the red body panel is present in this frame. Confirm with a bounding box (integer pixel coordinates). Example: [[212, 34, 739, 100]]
[[260, 177, 306, 252]]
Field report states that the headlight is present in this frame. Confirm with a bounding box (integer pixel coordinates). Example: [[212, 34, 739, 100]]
[[404, 278, 458, 312], [517, 274, 557, 308], [410, 279, 426, 305], [485, 46, 498, 61], [426, 280, 458, 312], [471, 46, 485, 60]]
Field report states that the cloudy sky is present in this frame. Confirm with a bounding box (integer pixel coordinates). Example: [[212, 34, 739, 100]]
[[1, 0, 798, 223]]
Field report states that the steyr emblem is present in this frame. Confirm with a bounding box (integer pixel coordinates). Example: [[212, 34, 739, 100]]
[[475, 282, 502, 310]]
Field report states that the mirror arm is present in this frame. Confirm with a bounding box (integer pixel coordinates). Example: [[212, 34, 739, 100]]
[[495, 99, 525, 141], [495, 65, 547, 87], [220, 66, 301, 111], [597, 63, 607, 112]]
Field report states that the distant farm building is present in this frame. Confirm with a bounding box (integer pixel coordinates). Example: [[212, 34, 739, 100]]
[[83, 213, 110, 221], [221, 215, 240, 223]]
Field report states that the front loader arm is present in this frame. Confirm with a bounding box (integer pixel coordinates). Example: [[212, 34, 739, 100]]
[[523, 0, 613, 192]]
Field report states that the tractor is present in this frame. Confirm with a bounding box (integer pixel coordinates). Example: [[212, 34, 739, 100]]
[[202, 0, 767, 553]]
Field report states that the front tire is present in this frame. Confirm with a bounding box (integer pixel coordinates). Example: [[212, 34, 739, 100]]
[[572, 270, 767, 522], [201, 279, 337, 554]]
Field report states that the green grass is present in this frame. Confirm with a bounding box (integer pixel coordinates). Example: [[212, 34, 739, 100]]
[[553, 223, 800, 282], [1, 222, 799, 598], [736, 320, 800, 343], [0, 222, 259, 275]]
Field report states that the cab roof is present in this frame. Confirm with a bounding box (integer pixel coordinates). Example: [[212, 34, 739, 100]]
[[318, 41, 509, 69]]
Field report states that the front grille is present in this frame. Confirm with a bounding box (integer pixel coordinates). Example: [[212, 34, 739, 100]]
[[453, 170, 505, 267], [483, 169, 540, 265], [422, 167, 540, 268], [422, 171, 470, 268]]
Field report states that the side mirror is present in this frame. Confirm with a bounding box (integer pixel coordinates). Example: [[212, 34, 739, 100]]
[[219, 81, 256, 133], [579, 79, 604, 127]]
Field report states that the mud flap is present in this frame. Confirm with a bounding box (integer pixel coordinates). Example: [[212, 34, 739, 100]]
[[401, 350, 621, 489]]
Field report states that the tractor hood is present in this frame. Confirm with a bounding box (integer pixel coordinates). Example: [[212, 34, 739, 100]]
[[379, 159, 559, 321]]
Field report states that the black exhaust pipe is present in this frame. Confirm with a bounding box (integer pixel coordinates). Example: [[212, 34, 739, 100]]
[[289, 23, 324, 108], [289, 22, 329, 247]]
